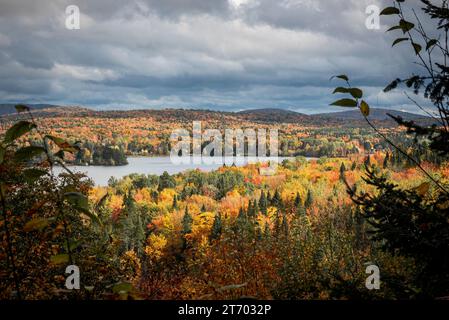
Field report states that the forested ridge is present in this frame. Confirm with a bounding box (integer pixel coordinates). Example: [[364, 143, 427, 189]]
[[0, 106, 438, 163]]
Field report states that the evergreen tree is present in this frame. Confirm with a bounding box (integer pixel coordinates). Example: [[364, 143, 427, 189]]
[[339, 162, 346, 181], [234, 206, 253, 236], [172, 195, 178, 209], [259, 191, 268, 215], [253, 200, 259, 217], [209, 214, 222, 241], [133, 211, 145, 256], [255, 223, 263, 241], [383, 152, 390, 169], [247, 200, 258, 218], [120, 191, 145, 255], [237, 206, 246, 222], [305, 190, 313, 208], [263, 222, 271, 239], [158, 171, 176, 191], [281, 214, 289, 237], [247, 200, 253, 217], [182, 207, 193, 235], [151, 190, 159, 203], [273, 211, 281, 236], [294, 192, 301, 208], [294, 192, 306, 216], [272, 190, 282, 207]]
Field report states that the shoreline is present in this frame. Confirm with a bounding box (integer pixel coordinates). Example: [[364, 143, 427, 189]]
[[63, 155, 323, 168]]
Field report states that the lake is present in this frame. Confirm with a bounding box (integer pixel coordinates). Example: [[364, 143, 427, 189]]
[[53, 156, 309, 186]]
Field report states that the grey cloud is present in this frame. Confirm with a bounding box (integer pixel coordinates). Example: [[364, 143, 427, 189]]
[[0, 0, 434, 114]]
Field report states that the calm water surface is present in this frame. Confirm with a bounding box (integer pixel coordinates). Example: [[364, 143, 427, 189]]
[[54, 156, 311, 186]]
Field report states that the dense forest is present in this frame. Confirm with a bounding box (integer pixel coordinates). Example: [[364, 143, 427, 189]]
[[2, 127, 445, 299], [1, 0, 449, 301], [0, 106, 438, 163], [0, 108, 447, 299]]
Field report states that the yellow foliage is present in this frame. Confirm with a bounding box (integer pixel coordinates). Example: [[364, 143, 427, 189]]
[[145, 234, 168, 260], [108, 194, 123, 211], [120, 250, 141, 282], [134, 187, 152, 204], [159, 188, 176, 204], [191, 211, 215, 241], [89, 187, 108, 203]]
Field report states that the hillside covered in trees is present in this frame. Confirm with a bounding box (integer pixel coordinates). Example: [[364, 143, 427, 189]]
[[0, 106, 437, 164], [1, 0, 449, 304], [0, 105, 447, 299]]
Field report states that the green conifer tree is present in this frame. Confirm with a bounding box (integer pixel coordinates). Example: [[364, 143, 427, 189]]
[[339, 162, 346, 181], [172, 195, 178, 209], [305, 190, 313, 208], [182, 207, 193, 235], [259, 191, 268, 215], [209, 214, 222, 241]]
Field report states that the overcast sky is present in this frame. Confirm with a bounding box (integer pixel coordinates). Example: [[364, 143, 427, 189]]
[[0, 0, 435, 114]]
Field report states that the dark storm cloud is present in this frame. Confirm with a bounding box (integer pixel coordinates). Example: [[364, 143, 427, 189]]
[[0, 0, 433, 113]]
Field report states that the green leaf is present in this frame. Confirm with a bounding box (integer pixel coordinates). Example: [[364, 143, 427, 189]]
[[4, 121, 36, 144], [335, 75, 349, 81], [64, 239, 83, 252], [0, 147, 5, 164], [23, 168, 47, 183], [50, 254, 70, 265], [412, 42, 422, 55], [348, 88, 363, 99], [399, 19, 415, 33], [360, 100, 370, 117], [426, 39, 438, 51], [95, 192, 109, 212], [332, 87, 349, 94], [392, 38, 409, 47], [69, 240, 83, 251], [15, 104, 30, 113], [84, 286, 95, 292], [386, 25, 402, 32], [384, 78, 401, 92], [13, 146, 46, 162], [415, 182, 430, 196], [330, 99, 358, 107], [113, 282, 133, 294], [24, 218, 50, 232], [405, 75, 420, 88], [64, 192, 89, 211], [64, 192, 100, 224], [46, 135, 79, 153], [54, 150, 65, 160], [0, 183, 5, 199], [380, 7, 400, 15]]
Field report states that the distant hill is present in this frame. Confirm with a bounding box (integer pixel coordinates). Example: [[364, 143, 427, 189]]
[[314, 108, 430, 121], [0, 104, 91, 118], [237, 108, 309, 123], [0, 104, 61, 116], [238, 108, 302, 115], [0, 104, 436, 127]]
